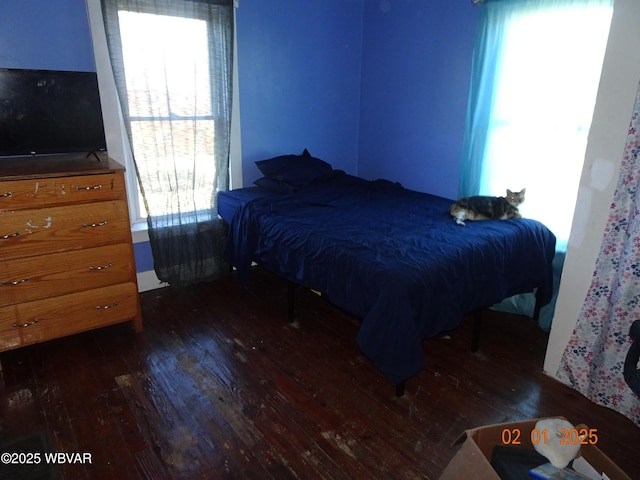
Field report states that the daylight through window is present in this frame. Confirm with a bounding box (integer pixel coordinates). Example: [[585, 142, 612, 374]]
[[118, 11, 216, 218], [479, 3, 612, 250]]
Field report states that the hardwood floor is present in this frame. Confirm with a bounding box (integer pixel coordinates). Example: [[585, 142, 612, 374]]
[[1, 267, 638, 479]]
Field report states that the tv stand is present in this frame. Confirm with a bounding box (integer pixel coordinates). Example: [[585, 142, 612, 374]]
[[86, 150, 103, 162], [0, 153, 142, 375]]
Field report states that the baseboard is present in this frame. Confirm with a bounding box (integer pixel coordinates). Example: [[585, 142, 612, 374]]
[[136, 269, 167, 292]]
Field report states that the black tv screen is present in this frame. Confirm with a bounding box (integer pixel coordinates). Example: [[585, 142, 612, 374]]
[[0, 68, 107, 157]]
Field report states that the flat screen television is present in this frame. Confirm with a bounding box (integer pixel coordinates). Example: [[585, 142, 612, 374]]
[[0, 68, 107, 157]]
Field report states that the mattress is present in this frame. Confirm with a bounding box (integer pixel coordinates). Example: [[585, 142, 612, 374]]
[[217, 186, 280, 224]]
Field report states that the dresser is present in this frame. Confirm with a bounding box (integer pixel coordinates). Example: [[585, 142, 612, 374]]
[[0, 152, 142, 353]]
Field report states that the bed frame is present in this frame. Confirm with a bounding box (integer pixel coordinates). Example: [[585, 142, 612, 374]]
[[220, 170, 556, 395], [284, 280, 545, 396]]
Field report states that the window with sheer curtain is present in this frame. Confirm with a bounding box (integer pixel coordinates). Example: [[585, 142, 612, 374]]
[[101, 0, 234, 286], [461, 0, 613, 252], [117, 10, 219, 220]]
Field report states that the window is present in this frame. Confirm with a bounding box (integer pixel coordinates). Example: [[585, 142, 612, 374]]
[[117, 11, 217, 219], [88, 0, 239, 232], [463, 0, 613, 251], [98, 0, 234, 286]]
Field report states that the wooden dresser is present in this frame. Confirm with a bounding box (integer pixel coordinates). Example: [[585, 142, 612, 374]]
[[0, 152, 142, 353]]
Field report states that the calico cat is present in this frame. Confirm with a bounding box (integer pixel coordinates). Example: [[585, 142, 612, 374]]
[[450, 188, 525, 226]]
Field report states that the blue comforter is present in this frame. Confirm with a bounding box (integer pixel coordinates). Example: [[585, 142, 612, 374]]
[[224, 174, 556, 385]]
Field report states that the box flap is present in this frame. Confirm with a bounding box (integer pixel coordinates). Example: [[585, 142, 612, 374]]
[[579, 445, 632, 480], [440, 436, 500, 480]]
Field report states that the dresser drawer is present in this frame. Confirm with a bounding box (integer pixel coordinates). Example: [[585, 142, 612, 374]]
[[0, 243, 135, 307], [0, 200, 131, 260], [0, 172, 126, 210], [0, 282, 139, 349]]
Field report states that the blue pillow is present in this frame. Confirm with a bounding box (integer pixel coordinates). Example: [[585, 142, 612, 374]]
[[255, 149, 333, 188]]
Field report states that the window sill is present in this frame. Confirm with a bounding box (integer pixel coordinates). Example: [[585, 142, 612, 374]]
[[131, 220, 150, 244]]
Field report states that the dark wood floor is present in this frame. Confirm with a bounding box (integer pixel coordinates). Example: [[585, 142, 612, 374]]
[[1, 267, 639, 479]]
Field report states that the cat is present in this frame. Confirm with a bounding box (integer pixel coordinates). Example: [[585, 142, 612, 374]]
[[449, 188, 526, 226]]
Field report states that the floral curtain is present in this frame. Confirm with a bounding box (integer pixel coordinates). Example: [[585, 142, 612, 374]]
[[557, 78, 640, 426]]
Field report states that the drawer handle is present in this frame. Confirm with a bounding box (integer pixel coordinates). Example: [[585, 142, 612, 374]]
[[82, 221, 108, 228], [96, 302, 118, 310], [1, 232, 21, 239], [13, 319, 39, 328], [1, 277, 29, 286], [89, 263, 113, 271], [1, 191, 12, 198], [76, 184, 102, 191]]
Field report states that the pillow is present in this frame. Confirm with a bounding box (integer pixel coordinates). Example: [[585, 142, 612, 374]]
[[255, 154, 301, 177], [255, 149, 333, 188], [253, 176, 296, 194]]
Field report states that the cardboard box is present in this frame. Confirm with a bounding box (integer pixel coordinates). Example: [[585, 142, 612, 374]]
[[439, 417, 631, 480]]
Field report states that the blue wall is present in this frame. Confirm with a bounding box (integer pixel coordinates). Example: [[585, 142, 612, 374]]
[[237, 0, 479, 199], [358, 1, 479, 199], [236, 0, 364, 184], [0, 0, 95, 71]]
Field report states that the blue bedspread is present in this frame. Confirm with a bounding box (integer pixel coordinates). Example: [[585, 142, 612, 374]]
[[223, 174, 556, 385]]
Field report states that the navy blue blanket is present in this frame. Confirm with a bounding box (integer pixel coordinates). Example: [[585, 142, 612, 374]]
[[224, 175, 556, 385]]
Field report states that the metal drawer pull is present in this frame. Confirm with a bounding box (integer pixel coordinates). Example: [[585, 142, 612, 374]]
[[82, 221, 108, 228], [96, 302, 118, 310], [76, 184, 102, 191], [1, 192, 12, 197], [89, 263, 112, 271], [1, 278, 29, 286], [13, 319, 39, 328], [1, 232, 21, 239]]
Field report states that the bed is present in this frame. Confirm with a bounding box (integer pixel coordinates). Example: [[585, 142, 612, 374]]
[[219, 151, 556, 393]]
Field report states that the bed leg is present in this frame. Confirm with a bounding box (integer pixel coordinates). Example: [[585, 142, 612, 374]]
[[395, 381, 405, 397], [533, 288, 543, 321], [472, 309, 483, 353], [287, 282, 295, 323]]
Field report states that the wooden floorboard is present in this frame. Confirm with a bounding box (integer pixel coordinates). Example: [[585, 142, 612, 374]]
[[1, 266, 639, 479]]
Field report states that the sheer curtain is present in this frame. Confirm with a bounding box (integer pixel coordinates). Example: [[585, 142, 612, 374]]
[[460, 0, 612, 252], [557, 78, 640, 427], [101, 0, 233, 286]]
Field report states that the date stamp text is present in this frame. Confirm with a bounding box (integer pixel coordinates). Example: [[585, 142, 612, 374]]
[[501, 428, 599, 446]]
